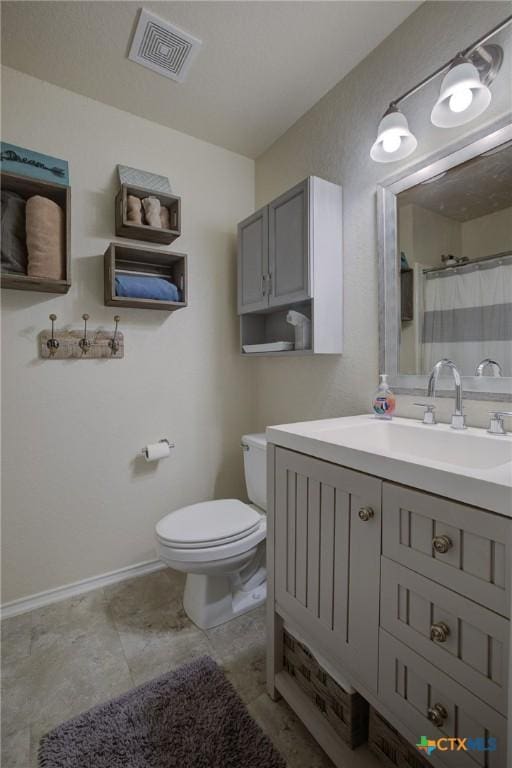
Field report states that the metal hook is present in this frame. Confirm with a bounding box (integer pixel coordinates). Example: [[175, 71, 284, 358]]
[[47, 314, 59, 356], [78, 313, 91, 354], [109, 315, 121, 355]]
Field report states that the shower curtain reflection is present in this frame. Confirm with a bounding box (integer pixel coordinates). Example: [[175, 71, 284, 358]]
[[421, 255, 512, 376]]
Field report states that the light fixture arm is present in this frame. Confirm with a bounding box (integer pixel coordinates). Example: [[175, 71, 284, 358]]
[[387, 14, 511, 110]]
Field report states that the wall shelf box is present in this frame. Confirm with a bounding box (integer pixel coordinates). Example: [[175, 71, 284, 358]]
[[104, 242, 187, 311], [115, 183, 181, 245], [0, 172, 71, 294], [237, 176, 342, 355]]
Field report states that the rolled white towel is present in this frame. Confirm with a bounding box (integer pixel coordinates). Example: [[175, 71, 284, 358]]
[[142, 196, 161, 228]]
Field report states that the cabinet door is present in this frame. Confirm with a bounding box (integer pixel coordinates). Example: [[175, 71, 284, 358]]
[[237, 207, 269, 314], [268, 180, 310, 307], [273, 447, 381, 692]]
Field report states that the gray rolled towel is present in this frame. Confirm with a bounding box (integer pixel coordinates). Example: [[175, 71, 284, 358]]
[[1, 190, 28, 274]]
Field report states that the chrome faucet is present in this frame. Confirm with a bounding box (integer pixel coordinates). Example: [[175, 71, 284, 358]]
[[427, 359, 466, 430], [475, 358, 503, 377]]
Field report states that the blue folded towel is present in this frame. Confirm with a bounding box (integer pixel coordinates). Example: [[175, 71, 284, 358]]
[[115, 275, 181, 302]]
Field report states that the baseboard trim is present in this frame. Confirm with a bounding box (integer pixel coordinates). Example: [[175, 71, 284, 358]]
[[1, 559, 166, 619]]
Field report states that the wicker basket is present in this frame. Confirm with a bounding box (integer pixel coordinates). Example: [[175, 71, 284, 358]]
[[368, 707, 431, 768], [282, 627, 369, 748]]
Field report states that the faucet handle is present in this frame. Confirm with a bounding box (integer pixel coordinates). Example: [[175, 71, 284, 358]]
[[488, 411, 512, 435], [414, 403, 436, 425]]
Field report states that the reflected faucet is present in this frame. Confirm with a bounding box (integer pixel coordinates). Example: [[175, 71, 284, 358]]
[[427, 359, 466, 430], [475, 358, 503, 377]]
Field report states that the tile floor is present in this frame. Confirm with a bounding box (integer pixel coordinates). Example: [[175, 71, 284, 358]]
[[1, 568, 382, 767]]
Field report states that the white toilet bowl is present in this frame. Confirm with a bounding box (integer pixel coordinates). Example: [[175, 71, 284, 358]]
[[156, 434, 267, 629]]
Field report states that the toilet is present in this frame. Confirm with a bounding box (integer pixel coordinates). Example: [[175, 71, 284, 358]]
[[156, 433, 267, 629]]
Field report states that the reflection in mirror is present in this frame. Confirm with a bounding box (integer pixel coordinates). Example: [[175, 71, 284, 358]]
[[397, 140, 512, 378]]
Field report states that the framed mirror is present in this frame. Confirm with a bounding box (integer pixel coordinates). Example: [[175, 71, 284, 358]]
[[378, 120, 512, 401]]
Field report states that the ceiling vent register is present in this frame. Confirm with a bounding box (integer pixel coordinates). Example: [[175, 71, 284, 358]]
[[128, 9, 202, 83]]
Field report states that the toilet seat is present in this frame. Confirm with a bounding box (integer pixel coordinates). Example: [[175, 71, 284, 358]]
[[156, 499, 261, 549], [158, 516, 266, 564]]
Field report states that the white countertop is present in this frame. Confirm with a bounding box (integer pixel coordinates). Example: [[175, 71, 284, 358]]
[[267, 415, 512, 516]]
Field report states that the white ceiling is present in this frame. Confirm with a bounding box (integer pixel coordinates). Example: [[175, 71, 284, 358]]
[[1, 1, 421, 158]]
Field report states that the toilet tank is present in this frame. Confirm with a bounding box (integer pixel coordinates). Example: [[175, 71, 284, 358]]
[[241, 433, 267, 511]]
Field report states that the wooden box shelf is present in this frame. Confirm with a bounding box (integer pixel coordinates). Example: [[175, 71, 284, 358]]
[[104, 242, 187, 311], [115, 184, 181, 245], [1, 171, 71, 294]]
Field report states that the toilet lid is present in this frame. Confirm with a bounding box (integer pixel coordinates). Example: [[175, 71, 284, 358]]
[[156, 499, 262, 549]]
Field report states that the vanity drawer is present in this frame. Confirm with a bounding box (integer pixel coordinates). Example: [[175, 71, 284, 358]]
[[382, 483, 511, 617], [379, 630, 508, 768], [380, 557, 509, 715]]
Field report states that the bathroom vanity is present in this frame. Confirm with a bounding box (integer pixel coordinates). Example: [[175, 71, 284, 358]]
[[266, 415, 512, 768]]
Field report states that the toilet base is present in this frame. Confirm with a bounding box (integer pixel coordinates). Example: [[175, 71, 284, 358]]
[[183, 571, 267, 629]]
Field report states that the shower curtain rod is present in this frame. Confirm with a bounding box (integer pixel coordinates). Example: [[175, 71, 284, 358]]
[[423, 250, 512, 276]]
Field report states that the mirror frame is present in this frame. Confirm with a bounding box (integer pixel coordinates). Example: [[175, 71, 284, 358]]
[[377, 117, 512, 402]]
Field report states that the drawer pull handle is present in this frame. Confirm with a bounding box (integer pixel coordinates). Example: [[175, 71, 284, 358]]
[[432, 535, 453, 554], [430, 622, 450, 643], [358, 506, 375, 522], [427, 703, 448, 728]]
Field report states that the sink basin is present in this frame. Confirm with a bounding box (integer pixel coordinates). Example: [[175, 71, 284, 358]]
[[267, 415, 512, 516], [318, 421, 512, 471]]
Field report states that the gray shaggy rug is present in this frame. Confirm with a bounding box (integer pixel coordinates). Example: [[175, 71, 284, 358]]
[[39, 655, 286, 768]]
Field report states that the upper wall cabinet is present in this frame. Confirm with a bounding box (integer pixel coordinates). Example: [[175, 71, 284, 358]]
[[237, 176, 343, 355]]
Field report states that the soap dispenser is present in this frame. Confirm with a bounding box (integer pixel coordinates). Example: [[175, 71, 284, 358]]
[[372, 374, 396, 420]]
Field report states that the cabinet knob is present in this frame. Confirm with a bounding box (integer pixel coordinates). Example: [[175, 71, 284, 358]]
[[430, 622, 450, 643], [358, 506, 375, 522], [427, 703, 448, 728], [432, 535, 452, 554]]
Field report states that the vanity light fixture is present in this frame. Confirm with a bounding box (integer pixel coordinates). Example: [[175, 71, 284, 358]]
[[370, 15, 510, 163], [431, 48, 501, 128]]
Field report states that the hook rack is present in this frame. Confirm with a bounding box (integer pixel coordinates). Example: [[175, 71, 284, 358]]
[[39, 314, 124, 359]]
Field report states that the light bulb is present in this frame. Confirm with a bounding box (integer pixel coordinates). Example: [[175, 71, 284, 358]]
[[371, 107, 417, 162], [448, 87, 473, 114], [382, 132, 402, 154]]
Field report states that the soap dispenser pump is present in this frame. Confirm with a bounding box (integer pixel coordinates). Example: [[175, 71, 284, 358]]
[[372, 374, 396, 420]]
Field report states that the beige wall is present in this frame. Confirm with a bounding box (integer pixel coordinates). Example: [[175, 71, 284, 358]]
[[461, 206, 512, 261], [254, 1, 512, 431], [1, 67, 255, 603], [407, 205, 462, 265]]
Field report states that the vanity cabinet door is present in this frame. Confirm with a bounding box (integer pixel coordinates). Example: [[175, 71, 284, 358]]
[[268, 180, 311, 307], [273, 446, 381, 692], [237, 207, 269, 314]]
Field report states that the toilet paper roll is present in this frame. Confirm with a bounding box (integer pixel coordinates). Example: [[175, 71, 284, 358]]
[[143, 440, 170, 462]]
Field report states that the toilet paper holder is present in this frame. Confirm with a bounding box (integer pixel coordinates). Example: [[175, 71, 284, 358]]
[[140, 438, 175, 457]]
